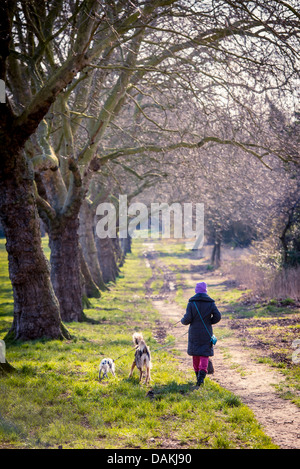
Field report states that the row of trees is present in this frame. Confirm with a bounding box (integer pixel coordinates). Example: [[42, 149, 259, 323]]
[[0, 1, 299, 346], [140, 103, 299, 267]]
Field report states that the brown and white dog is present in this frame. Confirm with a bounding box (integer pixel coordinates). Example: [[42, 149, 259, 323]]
[[129, 333, 152, 384]]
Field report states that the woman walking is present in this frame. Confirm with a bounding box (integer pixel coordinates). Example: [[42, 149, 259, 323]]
[[181, 282, 221, 387]]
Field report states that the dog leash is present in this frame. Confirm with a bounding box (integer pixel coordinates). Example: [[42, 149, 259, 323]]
[[151, 331, 188, 353], [169, 319, 182, 328], [113, 346, 138, 362], [112, 329, 188, 361]]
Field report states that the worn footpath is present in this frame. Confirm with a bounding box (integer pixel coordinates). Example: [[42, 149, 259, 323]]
[[143, 242, 300, 450]]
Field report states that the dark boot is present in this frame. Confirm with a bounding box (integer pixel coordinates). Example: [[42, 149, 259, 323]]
[[197, 370, 206, 387]]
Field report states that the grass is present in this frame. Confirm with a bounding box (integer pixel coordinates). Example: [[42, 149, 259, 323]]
[[0, 237, 278, 449]]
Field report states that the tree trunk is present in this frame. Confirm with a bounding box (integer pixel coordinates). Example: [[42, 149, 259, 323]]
[[121, 235, 132, 255], [0, 150, 67, 341], [96, 236, 119, 284], [112, 234, 125, 267], [78, 199, 107, 291], [279, 209, 293, 267], [211, 231, 222, 268], [79, 244, 101, 298], [48, 215, 84, 322]]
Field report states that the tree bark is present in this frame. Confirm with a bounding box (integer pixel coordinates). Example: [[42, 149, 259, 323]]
[[36, 157, 88, 323], [211, 231, 222, 268], [78, 199, 107, 291], [0, 149, 67, 341], [121, 235, 132, 255], [48, 214, 84, 322], [0, 3, 67, 341], [279, 204, 298, 267], [112, 234, 125, 267], [96, 236, 119, 284], [79, 244, 101, 299]]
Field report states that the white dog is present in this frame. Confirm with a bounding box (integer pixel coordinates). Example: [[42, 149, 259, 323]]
[[98, 358, 115, 380]]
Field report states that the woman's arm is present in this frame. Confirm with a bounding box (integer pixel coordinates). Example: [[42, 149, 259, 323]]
[[181, 302, 193, 325], [211, 303, 221, 324]]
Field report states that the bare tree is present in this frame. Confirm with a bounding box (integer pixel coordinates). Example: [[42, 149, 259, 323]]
[[1, 0, 299, 340], [0, 0, 171, 338]]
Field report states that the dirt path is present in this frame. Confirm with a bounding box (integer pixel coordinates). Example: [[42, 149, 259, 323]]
[[143, 243, 300, 450]]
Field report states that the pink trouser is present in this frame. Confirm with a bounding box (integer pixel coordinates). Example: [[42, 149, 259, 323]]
[[193, 356, 209, 373]]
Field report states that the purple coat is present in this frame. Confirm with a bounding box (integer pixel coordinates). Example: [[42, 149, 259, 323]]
[[181, 293, 221, 356]]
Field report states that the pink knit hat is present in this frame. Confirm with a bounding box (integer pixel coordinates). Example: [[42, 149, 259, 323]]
[[195, 282, 207, 294]]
